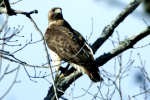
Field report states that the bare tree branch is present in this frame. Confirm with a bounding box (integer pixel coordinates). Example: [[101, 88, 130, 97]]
[[0, 0, 38, 16], [0, 64, 9, 82], [0, 0, 57, 99], [95, 27, 150, 67], [91, 0, 143, 53], [0, 0, 48, 69], [0, 65, 20, 99]]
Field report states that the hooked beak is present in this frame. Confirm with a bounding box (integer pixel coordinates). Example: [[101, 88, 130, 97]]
[[55, 8, 61, 14]]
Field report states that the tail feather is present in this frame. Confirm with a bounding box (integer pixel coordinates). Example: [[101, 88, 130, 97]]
[[71, 61, 103, 82], [84, 66, 103, 82]]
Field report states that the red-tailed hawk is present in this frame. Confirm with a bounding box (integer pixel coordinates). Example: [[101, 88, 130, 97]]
[[45, 7, 103, 82]]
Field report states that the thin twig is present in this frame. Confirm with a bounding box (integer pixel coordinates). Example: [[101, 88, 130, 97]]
[[10, 0, 22, 5], [26, 14, 58, 100], [0, 15, 8, 73], [132, 88, 150, 98], [0, 64, 9, 82], [0, 65, 20, 99], [1, 54, 48, 68]]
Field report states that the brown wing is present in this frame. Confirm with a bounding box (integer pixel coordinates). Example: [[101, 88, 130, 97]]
[[45, 25, 94, 66]]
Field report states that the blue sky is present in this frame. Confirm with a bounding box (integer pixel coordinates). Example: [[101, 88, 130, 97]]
[[0, 0, 150, 100]]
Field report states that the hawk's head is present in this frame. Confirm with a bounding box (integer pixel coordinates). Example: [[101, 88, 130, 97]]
[[48, 7, 63, 22]]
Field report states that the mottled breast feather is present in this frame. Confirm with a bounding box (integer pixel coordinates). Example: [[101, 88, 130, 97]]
[[45, 20, 94, 66]]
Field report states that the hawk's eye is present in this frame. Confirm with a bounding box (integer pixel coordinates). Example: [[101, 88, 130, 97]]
[[52, 9, 55, 12]]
